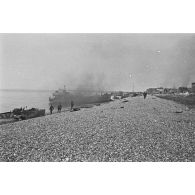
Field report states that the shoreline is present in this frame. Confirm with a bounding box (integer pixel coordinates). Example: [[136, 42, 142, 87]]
[[0, 96, 194, 162], [0, 101, 111, 126]]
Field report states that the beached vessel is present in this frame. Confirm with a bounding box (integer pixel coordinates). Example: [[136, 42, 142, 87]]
[[12, 108, 45, 120], [49, 86, 112, 107], [0, 108, 45, 125]]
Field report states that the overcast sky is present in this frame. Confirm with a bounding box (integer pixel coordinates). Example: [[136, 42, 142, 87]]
[[0, 34, 195, 91]]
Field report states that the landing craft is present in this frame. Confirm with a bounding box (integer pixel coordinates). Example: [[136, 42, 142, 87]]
[[49, 86, 112, 107]]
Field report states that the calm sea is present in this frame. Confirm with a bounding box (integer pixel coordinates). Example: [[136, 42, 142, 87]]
[[0, 90, 54, 113]]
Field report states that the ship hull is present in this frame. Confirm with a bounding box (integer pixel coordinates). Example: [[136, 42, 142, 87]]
[[49, 93, 111, 107]]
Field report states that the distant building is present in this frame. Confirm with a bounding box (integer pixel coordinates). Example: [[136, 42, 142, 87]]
[[192, 82, 195, 93], [146, 87, 164, 94], [164, 88, 177, 94], [178, 87, 189, 93]]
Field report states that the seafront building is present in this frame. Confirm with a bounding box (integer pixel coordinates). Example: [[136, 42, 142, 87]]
[[192, 82, 195, 93]]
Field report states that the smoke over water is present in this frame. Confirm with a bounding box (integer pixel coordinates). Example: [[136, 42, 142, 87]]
[[75, 73, 107, 92], [64, 72, 117, 95], [1, 34, 195, 92]]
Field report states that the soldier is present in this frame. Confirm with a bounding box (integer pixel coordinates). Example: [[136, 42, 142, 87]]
[[143, 92, 147, 99], [70, 100, 74, 111], [58, 103, 62, 113], [49, 104, 54, 114]]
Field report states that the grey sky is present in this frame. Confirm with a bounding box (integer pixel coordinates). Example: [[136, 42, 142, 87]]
[[0, 34, 195, 91]]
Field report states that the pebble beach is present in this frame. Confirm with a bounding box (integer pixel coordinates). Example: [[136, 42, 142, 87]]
[[0, 96, 195, 162]]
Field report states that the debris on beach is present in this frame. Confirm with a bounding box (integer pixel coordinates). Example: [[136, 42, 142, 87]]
[[70, 108, 81, 112], [0, 107, 45, 124], [122, 100, 129, 103], [175, 110, 183, 113]]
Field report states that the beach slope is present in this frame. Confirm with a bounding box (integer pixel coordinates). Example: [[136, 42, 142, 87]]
[[0, 96, 195, 162]]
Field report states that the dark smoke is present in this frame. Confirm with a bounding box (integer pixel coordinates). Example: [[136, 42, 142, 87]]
[[75, 73, 107, 91]]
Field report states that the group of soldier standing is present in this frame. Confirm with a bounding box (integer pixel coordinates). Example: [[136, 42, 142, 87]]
[[49, 100, 74, 114], [49, 92, 147, 114]]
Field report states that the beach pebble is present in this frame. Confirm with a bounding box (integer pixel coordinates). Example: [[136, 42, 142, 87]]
[[0, 96, 194, 162]]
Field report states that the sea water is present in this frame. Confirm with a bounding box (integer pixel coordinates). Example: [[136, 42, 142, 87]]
[[0, 90, 53, 113]]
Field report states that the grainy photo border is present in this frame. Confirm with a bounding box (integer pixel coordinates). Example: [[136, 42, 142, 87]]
[[0, 0, 195, 195]]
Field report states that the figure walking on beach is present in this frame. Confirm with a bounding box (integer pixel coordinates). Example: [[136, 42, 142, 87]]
[[49, 104, 54, 114], [143, 92, 147, 99], [58, 103, 62, 113], [70, 100, 74, 111]]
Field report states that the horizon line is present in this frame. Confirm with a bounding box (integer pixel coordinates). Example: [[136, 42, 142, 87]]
[[0, 88, 54, 91]]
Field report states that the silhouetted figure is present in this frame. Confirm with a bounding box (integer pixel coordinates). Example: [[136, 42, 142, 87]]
[[58, 103, 62, 113], [143, 92, 147, 99], [70, 100, 74, 110], [49, 104, 54, 114]]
